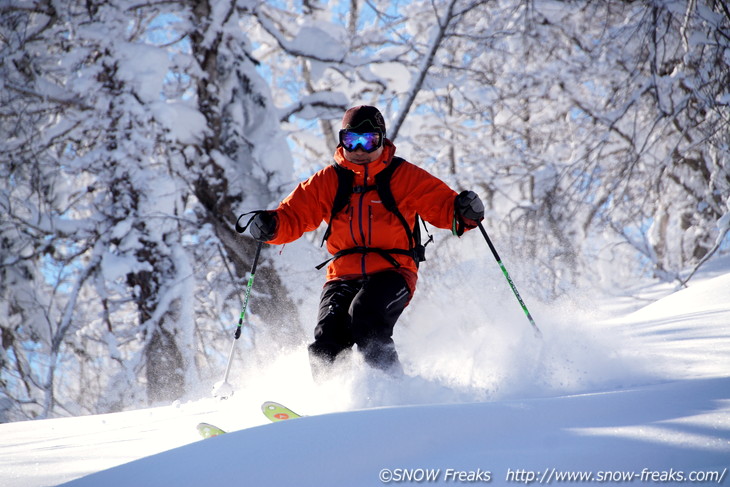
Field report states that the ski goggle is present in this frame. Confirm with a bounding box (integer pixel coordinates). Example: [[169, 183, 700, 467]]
[[338, 130, 383, 153]]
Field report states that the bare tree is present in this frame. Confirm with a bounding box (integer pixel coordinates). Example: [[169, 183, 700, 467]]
[[0, 0, 300, 420]]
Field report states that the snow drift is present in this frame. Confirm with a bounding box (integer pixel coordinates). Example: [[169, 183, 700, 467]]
[[1, 263, 728, 487]]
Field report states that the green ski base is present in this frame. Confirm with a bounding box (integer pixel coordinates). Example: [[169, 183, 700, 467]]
[[197, 422, 226, 438], [261, 401, 301, 422], [196, 401, 301, 439]]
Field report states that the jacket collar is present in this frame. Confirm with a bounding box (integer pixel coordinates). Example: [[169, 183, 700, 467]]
[[334, 139, 396, 181]]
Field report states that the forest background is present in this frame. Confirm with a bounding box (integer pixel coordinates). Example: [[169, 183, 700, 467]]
[[1, 0, 728, 422]]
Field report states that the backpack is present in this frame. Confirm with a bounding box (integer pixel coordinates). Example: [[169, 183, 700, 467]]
[[316, 156, 433, 270]]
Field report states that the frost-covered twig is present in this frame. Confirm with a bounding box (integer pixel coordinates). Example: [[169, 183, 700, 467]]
[[389, 0, 459, 141], [40, 241, 104, 418], [679, 206, 730, 287]]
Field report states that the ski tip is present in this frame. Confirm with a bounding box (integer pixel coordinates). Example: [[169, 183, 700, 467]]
[[261, 401, 301, 422], [197, 422, 226, 438]]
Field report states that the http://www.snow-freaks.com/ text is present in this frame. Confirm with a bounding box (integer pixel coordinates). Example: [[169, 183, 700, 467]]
[[377, 466, 728, 484]]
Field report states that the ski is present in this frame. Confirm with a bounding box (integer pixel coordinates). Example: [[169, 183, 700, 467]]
[[197, 401, 300, 438], [262, 401, 301, 422], [197, 422, 226, 439]]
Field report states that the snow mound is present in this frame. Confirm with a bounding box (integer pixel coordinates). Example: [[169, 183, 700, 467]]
[[2, 271, 729, 487]]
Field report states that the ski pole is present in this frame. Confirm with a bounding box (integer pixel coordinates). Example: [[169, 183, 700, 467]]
[[477, 222, 542, 338], [212, 240, 263, 398]]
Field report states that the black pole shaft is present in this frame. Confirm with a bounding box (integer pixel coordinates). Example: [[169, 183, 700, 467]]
[[478, 223, 542, 338]]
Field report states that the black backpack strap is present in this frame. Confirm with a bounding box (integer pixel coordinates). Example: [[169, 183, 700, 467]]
[[321, 164, 354, 246], [321, 163, 379, 246], [315, 246, 418, 270], [324, 157, 405, 244], [413, 214, 434, 263], [375, 157, 411, 244], [331, 164, 354, 216], [374, 156, 404, 211], [375, 157, 424, 261], [317, 155, 432, 270]]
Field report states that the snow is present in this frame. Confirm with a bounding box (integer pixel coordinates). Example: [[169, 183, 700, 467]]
[[2, 262, 729, 487], [370, 62, 413, 93], [100, 252, 152, 283], [150, 101, 208, 144], [291, 26, 347, 63], [116, 43, 170, 103], [256, 15, 346, 63]]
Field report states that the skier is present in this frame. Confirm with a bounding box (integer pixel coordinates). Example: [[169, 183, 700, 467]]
[[248, 105, 484, 378]]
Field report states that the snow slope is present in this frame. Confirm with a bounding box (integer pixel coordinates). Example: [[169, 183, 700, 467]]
[[2, 267, 729, 487]]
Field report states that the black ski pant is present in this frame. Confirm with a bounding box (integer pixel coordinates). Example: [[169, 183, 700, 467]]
[[308, 271, 412, 375]]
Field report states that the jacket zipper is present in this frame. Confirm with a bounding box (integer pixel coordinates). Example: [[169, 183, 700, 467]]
[[367, 206, 373, 246], [348, 206, 357, 246], [359, 167, 369, 275], [357, 192, 367, 245]]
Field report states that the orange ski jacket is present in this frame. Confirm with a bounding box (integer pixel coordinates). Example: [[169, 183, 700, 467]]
[[267, 141, 459, 292]]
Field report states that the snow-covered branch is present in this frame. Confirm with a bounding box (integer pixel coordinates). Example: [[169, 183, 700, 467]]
[[390, 0, 459, 141]]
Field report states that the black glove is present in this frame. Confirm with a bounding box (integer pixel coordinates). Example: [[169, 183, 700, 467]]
[[455, 190, 484, 222], [249, 211, 277, 242]]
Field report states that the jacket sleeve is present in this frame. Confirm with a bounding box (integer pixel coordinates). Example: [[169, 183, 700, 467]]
[[396, 162, 458, 230], [267, 166, 338, 245]]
